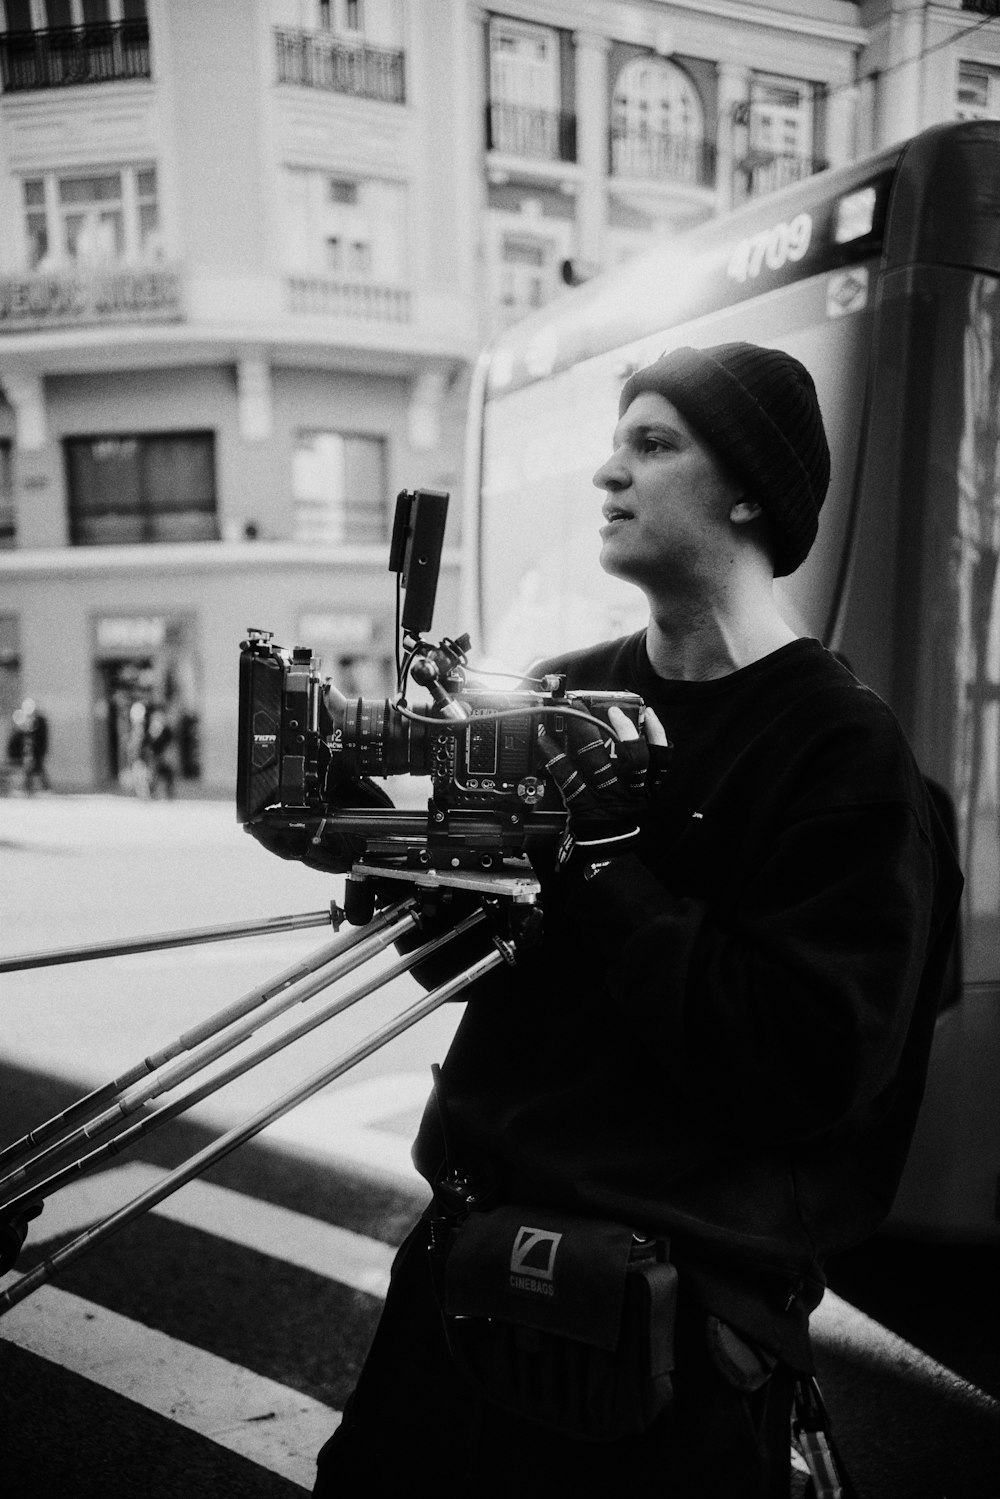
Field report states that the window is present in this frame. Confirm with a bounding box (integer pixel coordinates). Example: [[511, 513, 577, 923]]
[[0, 615, 21, 736], [22, 166, 160, 271], [65, 433, 218, 546], [489, 16, 559, 110], [0, 442, 14, 549], [749, 75, 813, 161], [487, 16, 567, 158], [501, 234, 548, 312], [611, 57, 706, 183], [292, 432, 387, 545], [318, 1, 363, 32], [1, 1, 141, 26], [4, 1, 33, 30], [957, 61, 1000, 120], [325, 236, 372, 275], [60, 174, 124, 263], [284, 169, 405, 281], [24, 179, 48, 268]]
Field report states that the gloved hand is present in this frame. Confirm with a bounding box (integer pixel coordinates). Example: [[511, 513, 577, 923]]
[[538, 705, 670, 870], [0, 1198, 44, 1276]]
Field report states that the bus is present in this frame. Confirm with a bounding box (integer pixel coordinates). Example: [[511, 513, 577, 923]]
[[462, 120, 1000, 1246]]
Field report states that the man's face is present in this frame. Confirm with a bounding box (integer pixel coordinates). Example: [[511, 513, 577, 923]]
[[592, 391, 743, 593]]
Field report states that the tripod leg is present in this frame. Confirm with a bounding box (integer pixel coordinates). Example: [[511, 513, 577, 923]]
[[0, 906, 346, 974], [0, 899, 417, 1180], [0, 945, 505, 1317], [0, 908, 486, 1214]]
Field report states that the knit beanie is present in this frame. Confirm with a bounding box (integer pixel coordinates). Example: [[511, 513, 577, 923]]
[[618, 342, 830, 575]]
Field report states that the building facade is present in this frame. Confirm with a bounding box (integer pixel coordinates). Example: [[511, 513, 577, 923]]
[[0, 0, 997, 793]]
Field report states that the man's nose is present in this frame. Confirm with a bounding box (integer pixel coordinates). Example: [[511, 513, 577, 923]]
[[592, 451, 628, 491]]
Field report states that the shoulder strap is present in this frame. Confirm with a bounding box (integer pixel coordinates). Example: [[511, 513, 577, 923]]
[[793, 1375, 861, 1499]]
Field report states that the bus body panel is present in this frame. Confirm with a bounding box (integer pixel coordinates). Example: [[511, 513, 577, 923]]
[[882, 120, 1000, 276]]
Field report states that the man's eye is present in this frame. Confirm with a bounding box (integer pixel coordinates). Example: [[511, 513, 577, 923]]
[[642, 436, 671, 453]]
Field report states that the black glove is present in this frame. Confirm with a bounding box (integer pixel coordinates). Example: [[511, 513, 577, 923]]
[[538, 705, 670, 871], [0, 1198, 43, 1275]]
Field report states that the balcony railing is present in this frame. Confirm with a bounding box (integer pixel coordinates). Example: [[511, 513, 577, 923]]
[[287, 276, 411, 322], [0, 265, 181, 332], [738, 151, 827, 201], [486, 102, 577, 164], [610, 126, 716, 189], [275, 27, 405, 104], [0, 20, 150, 92]]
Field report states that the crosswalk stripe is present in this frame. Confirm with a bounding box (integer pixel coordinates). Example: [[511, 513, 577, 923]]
[[2, 1285, 338, 1490], [32, 1161, 398, 1298]]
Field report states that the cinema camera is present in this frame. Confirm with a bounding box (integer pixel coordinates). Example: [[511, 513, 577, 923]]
[[237, 489, 643, 893]]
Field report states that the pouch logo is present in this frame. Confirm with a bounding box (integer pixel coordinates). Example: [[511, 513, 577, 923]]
[[509, 1225, 561, 1297]]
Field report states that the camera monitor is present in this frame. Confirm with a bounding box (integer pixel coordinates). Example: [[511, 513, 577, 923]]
[[388, 488, 449, 637]]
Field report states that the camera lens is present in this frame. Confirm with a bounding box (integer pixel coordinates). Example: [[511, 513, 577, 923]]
[[326, 696, 436, 779]]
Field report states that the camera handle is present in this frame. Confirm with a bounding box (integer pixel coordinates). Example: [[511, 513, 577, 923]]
[[409, 656, 468, 722]]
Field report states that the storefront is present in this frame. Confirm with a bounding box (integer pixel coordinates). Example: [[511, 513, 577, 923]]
[[0, 546, 460, 796], [91, 612, 201, 791]]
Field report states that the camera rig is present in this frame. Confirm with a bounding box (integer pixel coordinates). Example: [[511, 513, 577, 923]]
[[237, 488, 643, 886], [0, 488, 648, 1315]]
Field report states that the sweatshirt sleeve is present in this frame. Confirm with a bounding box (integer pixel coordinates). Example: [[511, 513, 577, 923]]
[[572, 792, 949, 1144]]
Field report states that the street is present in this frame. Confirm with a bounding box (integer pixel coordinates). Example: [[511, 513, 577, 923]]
[[1, 793, 999, 1497], [0, 790, 453, 1496]]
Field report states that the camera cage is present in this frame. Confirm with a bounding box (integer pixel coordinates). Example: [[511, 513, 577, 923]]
[[237, 488, 644, 878]]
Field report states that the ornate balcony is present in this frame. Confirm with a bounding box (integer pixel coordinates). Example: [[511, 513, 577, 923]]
[[610, 126, 716, 189], [0, 20, 150, 92], [486, 101, 577, 163], [737, 150, 827, 201], [287, 276, 411, 322], [274, 27, 405, 104], [0, 265, 181, 332]]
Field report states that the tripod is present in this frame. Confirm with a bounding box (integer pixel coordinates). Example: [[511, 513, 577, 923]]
[[0, 863, 541, 1316]]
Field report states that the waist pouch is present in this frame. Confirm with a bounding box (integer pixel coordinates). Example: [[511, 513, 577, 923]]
[[429, 1202, 677, 1442]]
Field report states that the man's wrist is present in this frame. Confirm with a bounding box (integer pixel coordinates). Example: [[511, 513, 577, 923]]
[[573, 829, 641, 849], [557, 827, 640, 871]]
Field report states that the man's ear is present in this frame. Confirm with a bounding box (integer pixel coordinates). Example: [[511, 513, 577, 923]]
[[729, 497, 764, 527]]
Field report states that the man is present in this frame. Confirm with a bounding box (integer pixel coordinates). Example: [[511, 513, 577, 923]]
[[7, 698, 49, 794], [313, 344, 962, 1495]]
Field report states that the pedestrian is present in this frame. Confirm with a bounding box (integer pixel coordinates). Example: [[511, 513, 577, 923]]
[[142, 706, 175, 799], [6, 698, 50, 793], [124, 700, 150, 796], [311, 344, 962, 1495]]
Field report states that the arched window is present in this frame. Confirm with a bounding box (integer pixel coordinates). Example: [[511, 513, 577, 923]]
[[611, 57, 706, 184]]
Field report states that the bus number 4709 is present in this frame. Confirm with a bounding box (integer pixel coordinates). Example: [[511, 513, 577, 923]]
[[726, 213, 812, 284]]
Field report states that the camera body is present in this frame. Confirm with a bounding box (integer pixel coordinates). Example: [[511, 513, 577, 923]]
[[237, 628, 643, 870]]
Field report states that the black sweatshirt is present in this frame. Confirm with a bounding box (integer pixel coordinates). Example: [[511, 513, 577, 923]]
[[412, 634, 963, 1366]]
